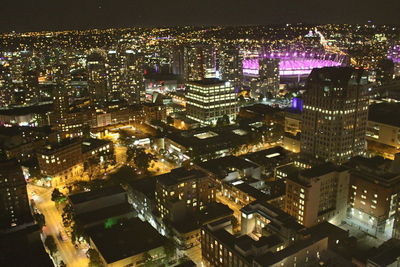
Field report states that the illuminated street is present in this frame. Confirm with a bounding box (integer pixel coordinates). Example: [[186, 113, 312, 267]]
[[183, 244, 210, 267], [27, 184, 89, 267], [114, 144, 127, 164]]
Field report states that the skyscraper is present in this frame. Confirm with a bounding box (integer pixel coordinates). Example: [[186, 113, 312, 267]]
[[301, 67, 369, 164], [171, 46, 185, 76], [258, 58, 280, 97], [0, 159, 32, 230], [184, 44, 215, 81], [87, 51, 107, 108], [106, 50, 121, 101], [0, 64, 12, 107], [122, 50, 145, 105], [218, 46, 243, 92], [186, 78, 238, 125]]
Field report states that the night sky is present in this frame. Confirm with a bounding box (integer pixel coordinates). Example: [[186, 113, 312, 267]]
[[2, 0, 400, 32]]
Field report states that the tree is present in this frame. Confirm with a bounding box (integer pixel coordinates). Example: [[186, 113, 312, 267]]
[[71, 222, 86, 244], [118, 130, 134, 147], [45, 236, 57, 256], [87, 248, 105, 267], [62, 203, 74, 228], [126, 146, 156, 174], [51, 188, 66, 203], [33, 213, 46, 228], [85, 157, 100, 179]]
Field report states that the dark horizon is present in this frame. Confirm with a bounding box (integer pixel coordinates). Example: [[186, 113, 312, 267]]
[[2, 0, 400, 33]]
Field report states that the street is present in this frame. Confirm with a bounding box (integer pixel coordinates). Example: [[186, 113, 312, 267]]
[[28, 184, 89, 267], [183, 244, 210, 267]]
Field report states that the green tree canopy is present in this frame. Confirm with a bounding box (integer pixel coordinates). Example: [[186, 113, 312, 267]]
[[44, 236, 57, 256], [126, 146, 156, 174], [51, 188, 66, 203], [33, 213, 46, 228]]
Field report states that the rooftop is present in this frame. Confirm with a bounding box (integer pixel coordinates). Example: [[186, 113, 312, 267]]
[[242, 146, 291, 168], [198, 155, 259, 178], [345, 155, 400, 183], [367, 239, 400, 266], [75, 203, 134, 226], [368, 102, 400, 127], [81, 138, 112, 153], [128, 176, 157, 200], [87, 217, 167, 263], [241, 201, 304, 232], [307, 67, 366, 87], [37, 138, 81, 155], [69, 185, 125, 205], [255, 222, 348, 266], [301, 162, 346, 178], [186, 78, 227, 86], [157, 167, 208, 187], [234, 183, 269, 200]]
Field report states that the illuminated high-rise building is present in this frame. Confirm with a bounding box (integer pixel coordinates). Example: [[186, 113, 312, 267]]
[[87, 51, 107, 108], [184, 44, 215, 81], [0, 159, 32, 230], [106, 50, 121, 101], [171, 46, 185, 76], [301, 67, 369, 164], [0, 64, 13, 107], [258, 58, 280, 96], [122, 50, 145, 104], [21, 70, 40, 104], [218, 46, 243, 91], [186, 78, 238, 125]]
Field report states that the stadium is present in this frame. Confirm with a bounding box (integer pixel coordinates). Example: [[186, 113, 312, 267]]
[[242, 51, 347, 79]]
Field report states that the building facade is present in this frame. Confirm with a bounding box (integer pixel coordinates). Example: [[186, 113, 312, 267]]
[[0, 159, 32, 230], [284, 163, 350, 227], [186, 78, 238, 125], [155, 168, 216, 222], [301, 67, 369, 164]]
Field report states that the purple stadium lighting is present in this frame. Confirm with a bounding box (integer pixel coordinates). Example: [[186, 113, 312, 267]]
[[242, 51, 345, 77], [388, 45, 400, 63]]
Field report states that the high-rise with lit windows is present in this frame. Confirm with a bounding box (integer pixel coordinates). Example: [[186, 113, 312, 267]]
[[258, 58, 280, 96], [284, 163, 349, 227], [186, 78, 238, 125], [0, 159, 32, 230], [184, 44, 215, 81], [87, 51, 107, 108], [218, 46, 243, 92], [106, 50, 121, 101], [155, 167, 215, 223], [122, 50, 145, 104], [301, 67, 369, 164]]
